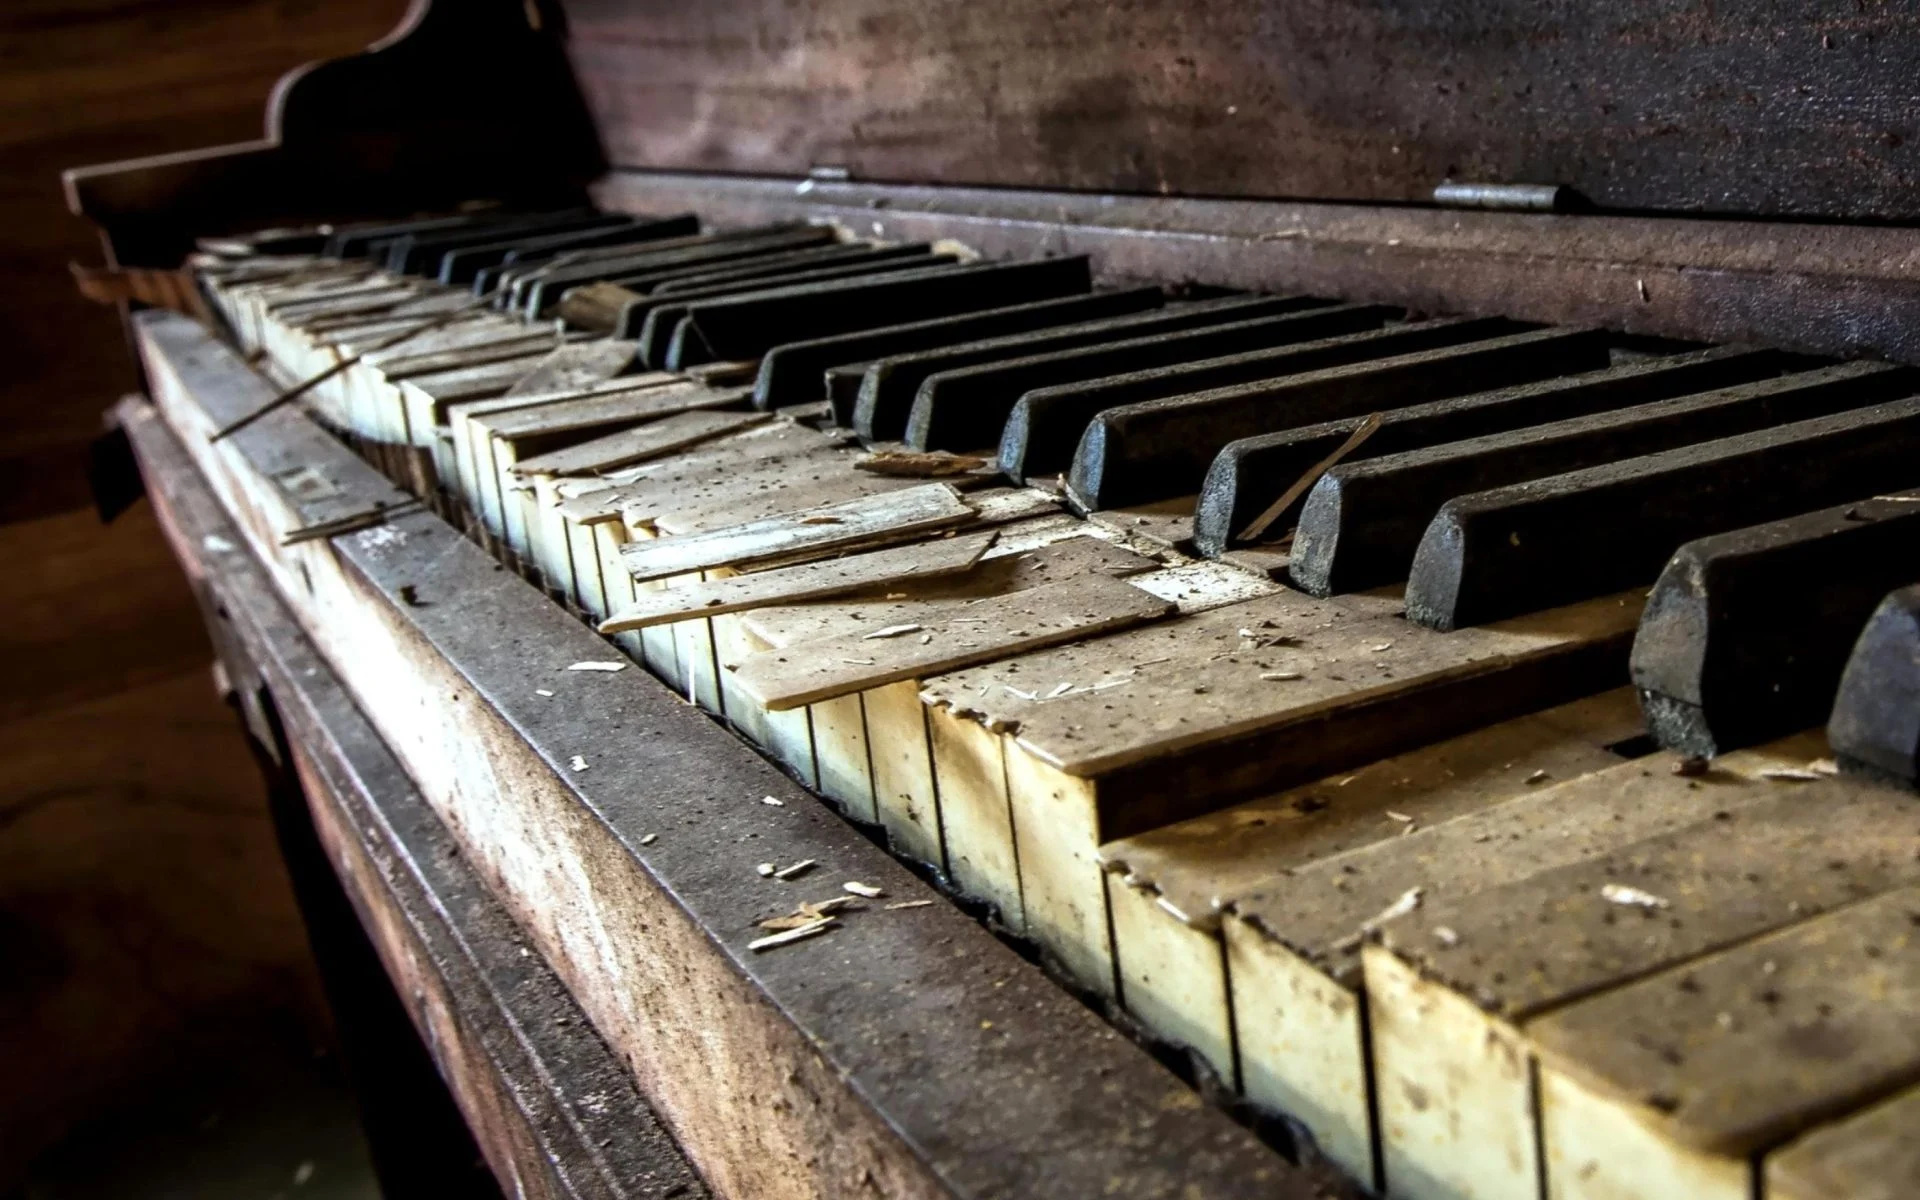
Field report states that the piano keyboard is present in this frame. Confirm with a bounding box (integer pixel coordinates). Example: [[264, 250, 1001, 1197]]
[[194, 207, 1920, 1200]]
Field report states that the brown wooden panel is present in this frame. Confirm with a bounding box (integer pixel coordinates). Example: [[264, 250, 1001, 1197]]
[[560, 0, 1920, 221]]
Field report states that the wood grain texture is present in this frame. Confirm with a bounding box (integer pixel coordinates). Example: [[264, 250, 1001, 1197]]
[[561, 0, 1920, 221]]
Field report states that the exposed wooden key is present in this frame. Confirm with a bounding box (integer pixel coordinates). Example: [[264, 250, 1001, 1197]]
[[1634, 490, 1920, 757], [854, 293, 1317, 442], [1528, 885, 1920, 1200], [1366, 777, 1920, 1200], [1828, 583, 1920, 788], [1407, 392, 1920, 630], [599, 528, 999, 632], [1068, 326, 1606, 511], [904, 301, 1376, 452], [621, 482, 977, 582], [733, 574, 1177, 710], [678, 256, 1095, 365], [1292, 360, 1915, 599], [1191, 346, 1785, 556], [1000, 311, 1524, 483], [754, 290, 1158, 414], [633, 252, 952, 367]]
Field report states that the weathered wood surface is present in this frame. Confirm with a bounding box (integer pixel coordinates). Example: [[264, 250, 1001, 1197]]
[[600, 528, 996, 632], [734, 574, 1177, 710], [123, 396, 709, 1200], [562, 0, 1920, 223], [134, 309, 1352, 1200]]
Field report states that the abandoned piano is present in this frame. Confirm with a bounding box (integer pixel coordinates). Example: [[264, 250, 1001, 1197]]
[[65, 1, 1920, 1197]]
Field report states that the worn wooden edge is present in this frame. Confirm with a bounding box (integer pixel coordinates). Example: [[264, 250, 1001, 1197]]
[[594, 171, 1920, 368], [132, 311, 1349, 1200], [122, 394, 709, 1200]]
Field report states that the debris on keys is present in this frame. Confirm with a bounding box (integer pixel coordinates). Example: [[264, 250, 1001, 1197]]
[[568, 755, 589, 773], [758, 896, 862, 931], [843, 881, 885, 898], [1601, 882, 1671, 909], [885, 900, 935, 910], [1335, 886, 1424, 952], [1385, 810, 1414, 824], [855, 450, 988, 477], [773, 858, 818, 880], [756, 862, 777, 877], [760, 794, 785, 806], [1260, 671, 1303, 681], [1433, 925, 1461, 947], [863, 623, 925, 640], [1526, 768, 1551, 784], [1672, 755, 1710, 777], [1807, 757, 1840, 776], [640, 833, 658, 845], [535, 688, 555, 697], [566, 660, 626, 672], [1760, 766, 1825, 781], [749, 920, 839, 952]]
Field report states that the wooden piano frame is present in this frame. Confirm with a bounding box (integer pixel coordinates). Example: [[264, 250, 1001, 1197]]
[[64, 1, 1920, 1197]]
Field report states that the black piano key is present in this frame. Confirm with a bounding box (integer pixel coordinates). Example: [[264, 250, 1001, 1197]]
[[485, 227, 763, 297], [1191, 345, 1785, 556], [1290, 361, 1915, 598], [496, 228, 839, 307], [519, 226, 839, 316], [1632, 492, 1920, 757], [1069, 324, 1598, 511], [439, 213, 699, 285], [754, 288, 1161, 417], [1828, 584, 1920, 788], [324, 214, 486, 259], [645, 241, 924, 298], [675, 256, 1097, 366], [622, 245, 938, 343], [1404, 393, 1920, 630], [635, 252, 952, 367], [860, 294, 1319, 445], [388, 211, 625, 276], [1010, 304, 1487, 483]]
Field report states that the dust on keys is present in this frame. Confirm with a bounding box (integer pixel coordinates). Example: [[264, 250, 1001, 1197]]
[[199, 209, 1920, 1200]]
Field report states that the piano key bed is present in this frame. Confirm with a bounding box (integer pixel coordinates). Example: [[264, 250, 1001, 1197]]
[[165, 206, 1920, 1200]]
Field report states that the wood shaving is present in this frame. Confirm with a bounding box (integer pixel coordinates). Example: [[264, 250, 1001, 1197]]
[[1807, 758, 1840, 776], [1526, 769, 1550, 784], [1045, 681, 1075, 699], [800, 515, 845, 525], [566, 660, 626, 672], [774, 859, 818, 880], [885, 900, 935, 910], [1260, 671, 1304, 681], [756, 862, 776, 877], [1760, 767, 1824, 782], [1433, 925, 1460, 947], [748, 920, 838, 951], [1335, 886, 1423, 952], [761, 795, 785, 806], [864, 623, 925, 639], [1601, 882, 1670, 909], [1371, 641, 1394, 652], [855, 450, 988, 477], [568, 755, 589, 772], [1386, 811, 1415, 823], [1672, 755, 1710, 777], [840, 657, 877, 666], [640, 834, 658, 845], [843, 881, 885, 898], [535, 688, 555, 697]]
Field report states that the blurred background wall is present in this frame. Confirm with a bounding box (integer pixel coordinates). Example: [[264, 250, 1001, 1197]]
[[0, 0, 407, 1186]]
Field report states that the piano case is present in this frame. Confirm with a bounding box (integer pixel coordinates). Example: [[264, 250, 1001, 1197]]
[[65, 2, 1920, 1198]]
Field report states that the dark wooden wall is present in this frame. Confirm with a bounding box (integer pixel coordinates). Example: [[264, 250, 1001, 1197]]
[[0, 0, 407, 1184], [560, 0, 1920, 222]]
